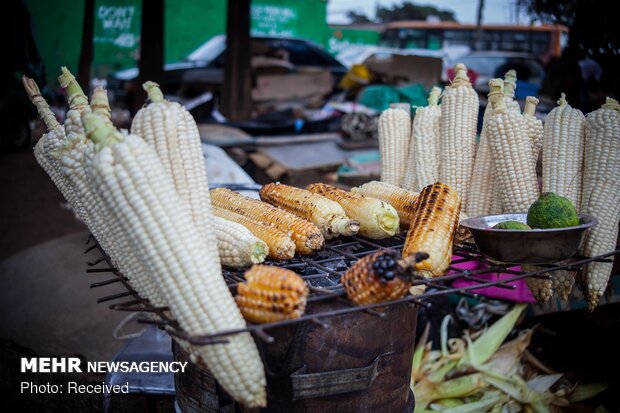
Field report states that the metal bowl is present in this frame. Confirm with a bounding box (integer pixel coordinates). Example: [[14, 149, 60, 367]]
[[460, 213, 598, 264]]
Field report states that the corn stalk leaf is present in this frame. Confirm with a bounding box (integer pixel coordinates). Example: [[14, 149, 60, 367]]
[[414, 374, 485, 409], [527, 374, 563, 393], [569, 383, 608, 402], [441, 394, 504, 413], [459, 304, 526, 368]]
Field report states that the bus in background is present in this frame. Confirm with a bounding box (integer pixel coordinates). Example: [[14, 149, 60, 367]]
[[379, 22, 568, 63]]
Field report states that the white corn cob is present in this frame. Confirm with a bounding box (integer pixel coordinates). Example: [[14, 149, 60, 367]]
[[502, 69, 521, 113], [58, 67, 90, 136], [581, 98, 620, 310], [132, 82, 236, 265], [56, 77, 166, 306], [403, 86, 441, 191], [524, 266, 553, 304], [466, 80, 503, 217], [523, 96, 543, 171], [485, 79, 539, 212], [213, 216, 268, 267], [542, 93, 586, 207], [22, 76, 85, 219], [83, 114, 266, 406], [439, 63, 479, 207], [552, 261, 576, 301], [378, 107, 411, 186]]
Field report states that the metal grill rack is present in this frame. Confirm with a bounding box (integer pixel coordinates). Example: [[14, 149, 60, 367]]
[[85, 233, 620, 346]]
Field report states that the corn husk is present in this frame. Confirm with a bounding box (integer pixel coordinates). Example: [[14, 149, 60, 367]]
[[412, 304, 607, 412]]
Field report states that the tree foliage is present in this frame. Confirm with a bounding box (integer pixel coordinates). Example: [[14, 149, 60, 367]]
[[518, 0, 619, 53], [347, 1, 456, 24]]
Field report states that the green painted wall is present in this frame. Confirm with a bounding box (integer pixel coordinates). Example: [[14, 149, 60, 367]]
[[327, 27, 380, 54], [26, 0, 334, 87], [164, 0, 227, 64], [25, 0, 84, 86]]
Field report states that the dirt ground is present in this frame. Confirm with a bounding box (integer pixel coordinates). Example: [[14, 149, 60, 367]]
[[0, 135, 86, 260]]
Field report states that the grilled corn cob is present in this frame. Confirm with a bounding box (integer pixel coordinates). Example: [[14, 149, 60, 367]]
[[542, 93, 586, 208], [403, 86, 442, 191], [378, 107, 411, 186], [401, 183, 461, 277], [306, 183, 399, 239], [235, 265, 309, 323], [211, 187, 324, 255], [82, 114, 266, 407], [524, 96, 543, 169], [341, 250, 411, 305], [351, 180, 418, 228], [259, 182, 359, 239], [213, 206, 295, 261], [213, 216, 268, 266], [581, 98, 620, 310], [439, 63, 479, 207], [486, 79, 539, 212]]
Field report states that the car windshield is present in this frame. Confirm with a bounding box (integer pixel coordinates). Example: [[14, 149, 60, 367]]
[[460, 55, 543, 80], [186, 35, 226, 62], [459, 56, 509, 76]]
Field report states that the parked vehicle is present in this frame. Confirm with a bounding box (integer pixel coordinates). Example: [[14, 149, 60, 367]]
[[108, 35, 347, 111], [452, 51, 545, 96]]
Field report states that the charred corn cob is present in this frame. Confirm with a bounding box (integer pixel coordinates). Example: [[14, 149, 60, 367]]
[[378, 107, 411, 186], [581, 98, 620, 310], [211, 188, 324, 254], [439, 64, 479, 207], [486, 79, 539, 212], [259, 182, 359, 239], [403, 86, 442, 191], [213, 216, 268, 267], [82, 114, 266, 407], [341, 250, 411, 305], [542, 93, 586, 208], [523, 96, 543, 169], [235, 265, 309, 323], [306, 183, 399, 239], [213, 206, 295, 261], [401, 183, 461, 277], [351, 181, 418, 228]]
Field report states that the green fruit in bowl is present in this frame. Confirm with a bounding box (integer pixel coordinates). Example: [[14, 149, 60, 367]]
[[527, 192, 579, 229], [493, 221, 531, 230]]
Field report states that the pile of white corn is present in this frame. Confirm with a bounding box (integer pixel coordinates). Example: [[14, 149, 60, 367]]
[[377, 63, 619, 309], [23, 70, 266, 407]]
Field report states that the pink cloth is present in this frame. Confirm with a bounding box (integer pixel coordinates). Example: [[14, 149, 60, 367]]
[[450, 255, 536, 303]]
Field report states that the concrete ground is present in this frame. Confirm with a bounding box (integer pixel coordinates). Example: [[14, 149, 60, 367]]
[[0, 134, 138, 410]]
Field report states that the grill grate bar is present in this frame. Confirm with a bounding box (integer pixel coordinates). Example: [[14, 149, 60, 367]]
[[86, 233, 620, 345]]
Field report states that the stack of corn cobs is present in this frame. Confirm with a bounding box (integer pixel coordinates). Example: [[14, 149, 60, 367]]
[[378, 63, 620, 310], [23, 61, 617, 405], [24, 67, 461, 407]]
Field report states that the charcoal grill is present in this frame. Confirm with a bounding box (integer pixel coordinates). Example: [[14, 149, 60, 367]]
[[85, 232, 620, 412]]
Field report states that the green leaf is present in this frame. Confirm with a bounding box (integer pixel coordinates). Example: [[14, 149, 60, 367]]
[[569, 383, 608, 402]]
